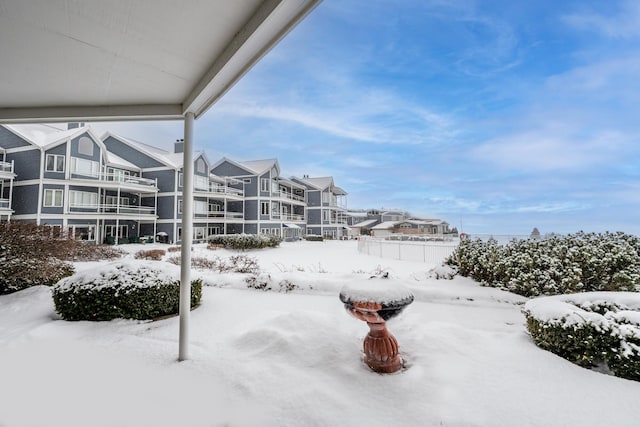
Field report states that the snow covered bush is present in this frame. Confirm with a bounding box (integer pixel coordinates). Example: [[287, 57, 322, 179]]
[[1, 222, 74, 294], [523, 292, 640, 381], [134, 249, 166, 260], [244, 273, 300, 293], [447, 232, 640, 297], [167, 254, 260, 274], [208, 233, 282, 250], [52, 262, 202, 321], [304, 235, 324, 242]]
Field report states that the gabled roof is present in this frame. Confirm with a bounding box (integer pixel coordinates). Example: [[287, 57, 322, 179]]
[[102, 131, 181, 169], [371, 221, 399, 230], [352, 219, 378, 228], [3, 124, 103, 151], [276, 177, 306, 190], [239, 159, 279, 176], [105, 152, 140, 171]]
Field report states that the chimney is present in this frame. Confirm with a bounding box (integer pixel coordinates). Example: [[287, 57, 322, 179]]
[[174, 138, 184, 153]]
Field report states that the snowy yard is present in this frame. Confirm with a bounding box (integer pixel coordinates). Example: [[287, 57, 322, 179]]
[[1, 240, 638, 427]]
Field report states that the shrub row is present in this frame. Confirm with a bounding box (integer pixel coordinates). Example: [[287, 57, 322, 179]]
[[523, 292, 640, 381], [167, 254, 260, 274], [447, 232, 640, 297], [52, 262, 202, 321], [134, 249, 166, 260], [207, 233, 282, 250], [304, 235, 324, 242]]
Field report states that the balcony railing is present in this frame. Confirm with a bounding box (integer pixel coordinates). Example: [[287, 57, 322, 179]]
[[69, 203, 156, 215], [272, 191, 305, 202], [0, 198, 11, 209], [194, 211, 245, 220], [71, 171, 157, 188], [194, 185, 244, 197], [0, 160, 14, 175], [271, 213, 305, 221]]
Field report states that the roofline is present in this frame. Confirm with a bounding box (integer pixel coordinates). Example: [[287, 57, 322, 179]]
[[102, 131, 178, 169]]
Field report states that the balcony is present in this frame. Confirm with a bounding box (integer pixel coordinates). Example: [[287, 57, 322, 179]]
[[271, 212, 305, 222], [70, 170, 157, 190], [0, 160, 15, 178], [68, 203, 156, 216], [194, 184, 244, 198], [0, 198, 11, 210], [271, 190, 305, 203], [194, 211, 244, 220]]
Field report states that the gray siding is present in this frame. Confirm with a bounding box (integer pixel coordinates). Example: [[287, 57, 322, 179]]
[[244, 177, 257, 197], [243, 223, 257, 234], [308, 209, 321, 225], [103, 136, 167, 168], [0, 127, 32, 149], [307, 190, 321, 207], [244, 200, 258, 220], [8, 149, 42, 180], [11, 185, 39, 215], [157, 195, 176, 219], [143, 169, 175, 192], [211, 161, 251, 178]]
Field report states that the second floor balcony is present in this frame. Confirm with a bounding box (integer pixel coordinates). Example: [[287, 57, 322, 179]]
[[0, 160, 15, 178], [68, 203, 156, 216], [193, 211, 244, 221], [0, 198, 11, 210]]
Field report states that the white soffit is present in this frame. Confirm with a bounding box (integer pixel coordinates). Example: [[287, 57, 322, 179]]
[[0, 0, 321, 123]]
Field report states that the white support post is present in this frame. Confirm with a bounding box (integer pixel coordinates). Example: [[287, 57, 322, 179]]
[[179, 112, 195, 361]]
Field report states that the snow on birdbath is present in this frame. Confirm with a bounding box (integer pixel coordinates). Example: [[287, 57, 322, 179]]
[[339, 276, 414, 374]]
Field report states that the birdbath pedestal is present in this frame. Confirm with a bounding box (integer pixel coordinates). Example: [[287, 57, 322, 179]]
[[339, 278, 414, 374]]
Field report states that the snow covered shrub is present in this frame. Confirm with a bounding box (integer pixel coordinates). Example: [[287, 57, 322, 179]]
[[448, 232, 640, 297], [0, 222, 76, 294], [167, 246, 181, 252], [167, 254, 260, 274], [208, 233, 282, 250], [52, 262, 202, 321], [134, 249, 166, 260], [304, 235, 324, 242], [523, 292, 640, 381], [244, 274, 300, 293]]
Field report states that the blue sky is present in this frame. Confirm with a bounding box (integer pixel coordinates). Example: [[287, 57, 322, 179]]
[[92, 0, 640, 236]]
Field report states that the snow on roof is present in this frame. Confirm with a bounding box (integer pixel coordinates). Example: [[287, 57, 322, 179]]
[[352, 219, 378, 228], [5, 124, 91, 148], [371, 221, 399, 230], [105, 152, 139, 170], [239, 159, 278, 175], [104, 132, 181, 168], [277, 177, 306, 190]]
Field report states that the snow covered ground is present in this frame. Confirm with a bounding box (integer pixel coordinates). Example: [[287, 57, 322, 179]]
[[1, 240, 638, 427]]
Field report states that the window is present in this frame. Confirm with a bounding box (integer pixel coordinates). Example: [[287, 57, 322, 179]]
[[105, 195, 129, 206], [178, 173, 183, 188], [77, 136, 94, 156], [178, 199, 183, 214], [69, 190, 98, 208], [105, 225, 128, 238], [260, 201, 270, 215], [70, 157, 99, 177], [107, 167, 130, 182], [194, 175, 208, 191], [322, 210, 330, 222], [43, 189, 63, 207], [260, 178, 270, 193], [46, 154, 65, 172], [196, 158, 206, 173], [194, 200, 207, 215]]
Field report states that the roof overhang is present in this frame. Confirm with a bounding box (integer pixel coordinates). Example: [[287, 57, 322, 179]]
[[0, 0, 321, 124]]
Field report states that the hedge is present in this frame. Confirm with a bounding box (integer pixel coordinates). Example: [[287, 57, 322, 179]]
[[207, 233, 282, 250], [447, 232, 640, 297], [52, 262, 202, 321], [523, 292, 640, 381]]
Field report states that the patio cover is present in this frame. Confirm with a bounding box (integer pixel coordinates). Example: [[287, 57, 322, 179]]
[[0, 0, 322, 360]]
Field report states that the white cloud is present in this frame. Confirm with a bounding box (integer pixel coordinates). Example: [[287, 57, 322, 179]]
[[564, 0, 640, 39]]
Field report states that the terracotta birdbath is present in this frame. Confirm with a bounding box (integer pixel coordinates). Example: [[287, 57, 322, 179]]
[[339, 277, 414, 374]]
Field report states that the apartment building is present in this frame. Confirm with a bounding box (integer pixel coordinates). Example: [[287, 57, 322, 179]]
[[211, 158, 306, 240], [291, 175, 348, 239]]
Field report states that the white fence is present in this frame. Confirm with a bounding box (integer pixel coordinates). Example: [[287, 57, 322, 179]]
[[357, 237, 459, 265]]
